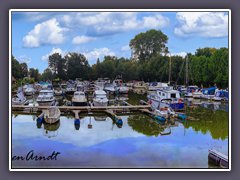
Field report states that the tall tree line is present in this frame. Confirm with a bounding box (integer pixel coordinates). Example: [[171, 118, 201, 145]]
[[12, 29, 229, 88]]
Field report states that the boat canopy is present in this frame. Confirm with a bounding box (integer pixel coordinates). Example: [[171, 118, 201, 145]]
[[202, 87, 217, 95], [215, 90, 229, 98]]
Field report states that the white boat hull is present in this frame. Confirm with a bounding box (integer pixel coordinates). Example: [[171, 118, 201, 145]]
[[54, 90, 63, 96], [12, 99, 27, 105], [117, 87, 129, 94], [193, 93, 202, 99], [185, 92, 193, 97], [44, 108, 61, 124], [37, 100, 56, 106], [25, 91, 34, 96], [201, 94, 215, 100], [93, 100, 108, 106]]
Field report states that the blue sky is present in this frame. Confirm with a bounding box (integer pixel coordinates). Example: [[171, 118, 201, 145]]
[[11, 11, 229, 73]]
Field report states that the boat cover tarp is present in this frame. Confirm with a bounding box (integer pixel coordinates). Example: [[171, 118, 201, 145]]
[[202, 87, 217, 95]]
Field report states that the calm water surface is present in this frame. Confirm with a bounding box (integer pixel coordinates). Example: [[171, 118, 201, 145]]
[[12, 93, 228, 168]]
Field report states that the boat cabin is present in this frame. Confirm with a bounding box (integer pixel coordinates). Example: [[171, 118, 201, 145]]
[[74, 91, 85, 96], [94, 90, 107, 97], [156, 89, 181, 99], [187, 85, 198, 92]]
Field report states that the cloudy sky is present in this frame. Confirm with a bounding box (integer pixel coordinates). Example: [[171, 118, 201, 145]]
[[11, 11, 229, 73]]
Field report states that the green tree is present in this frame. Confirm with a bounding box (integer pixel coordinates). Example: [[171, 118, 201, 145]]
[[130, 29, 169, 62], [48, 53, 67, 79], [195, 47, 216, 57], [66, 52, 90, 80], [29, 68, 39, 81], [20, 62, 28, 78], [12, 56, 21, 79], [41, 68, 53, 81]]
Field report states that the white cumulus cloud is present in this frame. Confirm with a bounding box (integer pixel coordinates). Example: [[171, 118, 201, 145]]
[[23, 18, 67, 48], [171, 52, 187, 58], [121, 45, 130, 51], [83, 48, 115, 64], [174, 12, 228, 38], [41, 47, 66, 61], [18, 55, 31, 64], [72, 35, 96, 44], [60, 12, 169, 36]]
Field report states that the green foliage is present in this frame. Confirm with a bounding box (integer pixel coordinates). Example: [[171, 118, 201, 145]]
[[40, 68, 53, 81], [11, 30, 228, 88], [185, 107, 228, 140], [128, 114, 164, 136], [29, 68, 39, 82], [48, 53, 67, 80], [130, 29, 169, 62], [12, 56, 28, 79], [65, 52, 90, 80], [189, 48, 228, 88]]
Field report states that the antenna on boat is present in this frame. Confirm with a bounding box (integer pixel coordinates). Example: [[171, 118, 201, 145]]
[[168, 53, 171, 85]]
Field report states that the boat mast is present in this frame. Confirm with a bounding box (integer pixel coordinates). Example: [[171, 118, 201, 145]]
[[185, 55, 189, 86], [168, 53, 171, 85]]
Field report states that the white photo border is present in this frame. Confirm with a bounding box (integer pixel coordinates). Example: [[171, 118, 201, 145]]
[[9, 9, 231, 171]]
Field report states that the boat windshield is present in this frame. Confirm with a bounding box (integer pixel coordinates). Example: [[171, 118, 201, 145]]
[[170, 93, 177, 98], [96, 94, 106, 98], [40, 92, 53, 96], [75, 92, 85, 96]]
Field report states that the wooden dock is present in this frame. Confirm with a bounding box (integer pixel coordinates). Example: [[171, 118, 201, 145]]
[[12, 104, 151, 114]]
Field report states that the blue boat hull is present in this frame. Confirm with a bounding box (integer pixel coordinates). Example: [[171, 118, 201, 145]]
[[170, 102, 184, 110]]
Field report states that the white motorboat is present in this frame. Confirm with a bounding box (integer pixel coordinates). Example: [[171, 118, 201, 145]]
[[72, 91, 88, 106], [24, 85, 35, 96], [212, 90, 229, 101], [12, 91, 27, 105], [154, 107, 175, 119], [66, 86, 76, 95], [113, 78, 129, 94], [34, 83, 42, 93], [185, 86, 198, 97], [93, 90, 108, 106], [192, 89, 203, 99], [36, 89, 56, 106], [148, 82, 169, 91], [104, 83, 116, 94], [95, 81, 105, 90], [44, 107, 61, 124], [201, 87, 217, 100], [133, 81, 148, 94], [147, 89, 184, 111], [116, 85, 129, 94]]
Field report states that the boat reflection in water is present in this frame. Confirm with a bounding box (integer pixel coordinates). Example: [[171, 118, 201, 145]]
[[13, 106, 228, 168], [94, 116, 107, 121], [127, 114, 178, 137], [43, 121, 60, 138], [74, 119, 80, 130], [186, 98, 228, 112]]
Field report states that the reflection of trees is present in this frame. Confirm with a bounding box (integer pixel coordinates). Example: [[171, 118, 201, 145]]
[[127, 92, 147, 105], [128, 114, 164, 136], [185, 107, 228, 140], [43, 121, 60, 138]]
